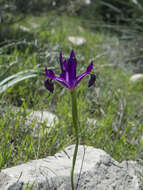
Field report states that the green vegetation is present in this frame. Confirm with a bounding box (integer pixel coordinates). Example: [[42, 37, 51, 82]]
[[0, 9, 142, 182]]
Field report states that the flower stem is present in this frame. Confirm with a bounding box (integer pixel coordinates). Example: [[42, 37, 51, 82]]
[[70, 90, 79, 190]]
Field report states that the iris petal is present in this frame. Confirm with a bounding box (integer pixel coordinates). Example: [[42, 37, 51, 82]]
[[75, 62, 93, 87], [60, 52, 64, 72], [88, 74, 96, 87], [45, 68, 70, 89], [60, 60, 68, 81], [74, 72, 88, 87], [45, 69, 55, 79], [44, 79, 54, 93], [86, 61, 93, 73], [66, 50, 77, 86], [54, 76, 70, 89]]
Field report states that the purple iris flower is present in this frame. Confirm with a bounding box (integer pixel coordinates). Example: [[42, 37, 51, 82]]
[[45, 50, 96, 93]]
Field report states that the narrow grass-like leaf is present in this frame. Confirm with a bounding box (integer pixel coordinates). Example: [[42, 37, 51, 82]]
[[0, 61, 17, 81], [0, 70, 40, 94], [100, 1, 122, 13]]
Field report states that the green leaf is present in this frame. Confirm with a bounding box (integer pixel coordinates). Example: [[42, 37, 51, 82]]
[[0, 70, 39, 94], [100, 1, 122, 13], [0, 61, 17, 81]]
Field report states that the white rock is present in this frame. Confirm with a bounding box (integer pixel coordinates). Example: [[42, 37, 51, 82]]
[[120, 160, 143, 188], [30, 23, 39, 29], [52, 1, 56, 6], [13, 107, 58, 127], [19, 26, 30, 32], [130, 74, 143, 82], [0, 145, 142, 190], [84, 0, 91, 5], [68, 36, 86, 46], [27, 110, 58, 127], [12, 107, 58, 138], [132, 0, 138, 4], [26, 110, 58, 138]]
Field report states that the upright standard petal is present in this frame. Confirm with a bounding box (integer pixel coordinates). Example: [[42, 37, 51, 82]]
[[60, 52, 64, 72], [66, 50, 77, 86], [86, 61, 93, 73], [60, 60, 67, 80]]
